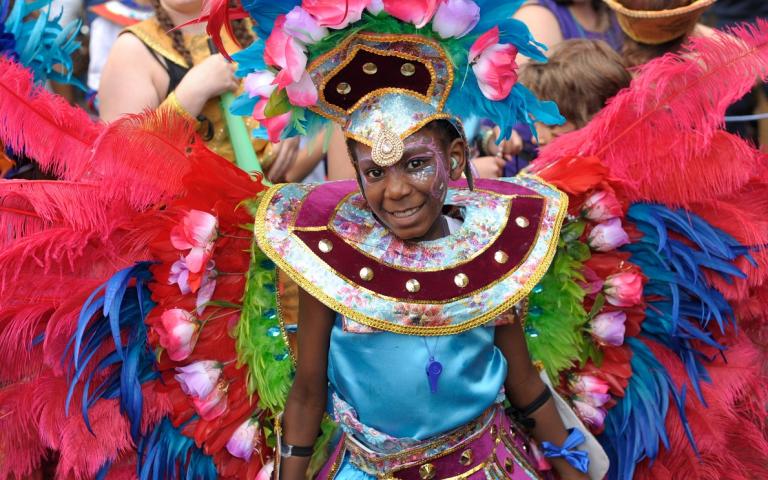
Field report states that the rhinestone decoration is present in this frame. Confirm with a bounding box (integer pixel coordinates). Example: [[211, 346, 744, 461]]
[[336, 82, 351, 95], [362, 62, 378, 75], [454, 273, 469, 288], [401, 62, 416, 76], [372, 125, 405, 166], [406, 279, 421, 293], [515, 216, 530, 228], [459, 449, 473, 466], [494, 251, 509, 264], [359, 267, 374, 281], [419, 463, 436, 480], [317, 239, 333, 253]]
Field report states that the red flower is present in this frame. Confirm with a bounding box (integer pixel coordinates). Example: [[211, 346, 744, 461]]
[[469, 27, 518, 101]]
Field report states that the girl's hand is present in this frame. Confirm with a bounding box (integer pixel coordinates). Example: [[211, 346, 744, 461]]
[[174, 54, 239, 116], [471, 155, 506, 178]]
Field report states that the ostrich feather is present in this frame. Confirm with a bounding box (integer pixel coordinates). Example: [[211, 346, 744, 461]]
[[535, 21, 768, 207], [0, 57, 101, 179]]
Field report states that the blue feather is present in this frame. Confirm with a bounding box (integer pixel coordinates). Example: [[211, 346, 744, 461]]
[[238, 0, 299, 40], [3, 0, 82, 84], [137, 418, 217, 480], [65, 263, 157, 445]]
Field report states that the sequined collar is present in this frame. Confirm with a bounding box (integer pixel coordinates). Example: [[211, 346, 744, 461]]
[[255, 176, 567, 335]]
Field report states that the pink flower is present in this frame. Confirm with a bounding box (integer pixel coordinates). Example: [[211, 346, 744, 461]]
[[583, 190, 623, 222], [573, 400, 607, 430], [170, 210, 218, 273], [244, 70, 277, 98], [253, 98, 291, 143], [174, 360, 222, 398], [169, 259, 217, 314], [256, 461, 274, 480], [157, 309, 199, 361], [432, 0, 480, 38], [264, 17, 307, 88], [590, 311, 627, 346], [588, 218, 630, 252], [192, 381, 228, 420], [578, 391, 612, 408], [226, 418, 260, 460], [571, 374, 610, 395], [284, 6, 328, 44], [367, 0, 384, 14], [579, 266, 604, 296], [604, 272, 643, 307], [285, 70, 318, 107], [383, 0, 441, 28], [302, 0, 367, 29], [469, 27, 519, 101]]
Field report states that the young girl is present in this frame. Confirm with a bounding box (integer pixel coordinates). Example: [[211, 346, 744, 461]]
[[261, 118, 592, 479], [245, 6, 597, 477]]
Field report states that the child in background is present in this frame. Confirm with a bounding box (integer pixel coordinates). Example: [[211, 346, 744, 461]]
[[519, 39, 631, 146]]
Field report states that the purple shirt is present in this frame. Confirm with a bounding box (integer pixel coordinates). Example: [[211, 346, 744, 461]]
[[535, 0, 624, 51]]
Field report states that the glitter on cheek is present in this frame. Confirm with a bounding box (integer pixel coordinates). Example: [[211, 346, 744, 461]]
[[410, 164, 436, 184]]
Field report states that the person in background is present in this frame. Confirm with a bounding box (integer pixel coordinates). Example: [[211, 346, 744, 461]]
[[98, 0, 299, 181], [475, 0, 624, 178], [519, 39, 631, 148]]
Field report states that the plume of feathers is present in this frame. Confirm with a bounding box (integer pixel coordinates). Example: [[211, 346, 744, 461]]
[[534, 20, 768, 208]]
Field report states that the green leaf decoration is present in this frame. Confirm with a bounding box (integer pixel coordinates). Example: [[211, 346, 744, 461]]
[[264, 88, 292, 118]]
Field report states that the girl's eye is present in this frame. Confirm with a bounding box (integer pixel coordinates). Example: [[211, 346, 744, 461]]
[[366, 169, 383, 179], [407, 158, 427, 169]]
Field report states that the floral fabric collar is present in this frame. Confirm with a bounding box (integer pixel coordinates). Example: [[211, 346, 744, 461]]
[[255, 176, 567, 336]]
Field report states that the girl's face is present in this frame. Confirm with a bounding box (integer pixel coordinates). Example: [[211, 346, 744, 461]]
[[350, 127, 466, 241]]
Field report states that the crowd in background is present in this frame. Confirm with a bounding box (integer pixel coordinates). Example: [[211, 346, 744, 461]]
[[8, 0, 768, 182]]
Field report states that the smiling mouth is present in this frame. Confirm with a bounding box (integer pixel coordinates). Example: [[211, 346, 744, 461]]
[[387, 204, 424, 219]]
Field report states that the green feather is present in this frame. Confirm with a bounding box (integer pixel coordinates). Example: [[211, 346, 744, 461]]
[[526, 218, 592, 380], [235, 198, 294, 413]]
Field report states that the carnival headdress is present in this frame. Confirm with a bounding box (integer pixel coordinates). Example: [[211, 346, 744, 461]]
[[603, 0, 715, 45], [208, 0, 562, 167]]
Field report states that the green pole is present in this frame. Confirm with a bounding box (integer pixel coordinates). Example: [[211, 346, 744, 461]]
[[220, 91, 266, 179]]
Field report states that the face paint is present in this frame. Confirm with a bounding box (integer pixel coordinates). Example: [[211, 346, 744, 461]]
[[350, 125, 462, 241]]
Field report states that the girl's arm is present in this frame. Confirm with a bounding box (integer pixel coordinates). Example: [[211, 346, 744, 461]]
[[495, 320, 589, 480], [279, 286, 335, 480]]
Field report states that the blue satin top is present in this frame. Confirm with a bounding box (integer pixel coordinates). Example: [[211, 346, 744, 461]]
[[327, 316, 508, 440]]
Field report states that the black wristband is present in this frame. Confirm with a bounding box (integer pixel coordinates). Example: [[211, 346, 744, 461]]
[[505, 387, 552, 430], [279, 443, 314, 458]]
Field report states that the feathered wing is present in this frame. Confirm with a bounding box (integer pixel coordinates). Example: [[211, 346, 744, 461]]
[[526, 21, 768, 480], [0, 52, 294, 478]]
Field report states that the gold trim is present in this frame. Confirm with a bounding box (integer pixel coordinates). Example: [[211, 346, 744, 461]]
[[325, 189, 517, 273], [344, 113, 455, 148], [324, 442, 346, 480], [287, 200, 546, 305], [254, 182, 568, 336], [275, 268, 297, 366], [307, 32, 454, 126]]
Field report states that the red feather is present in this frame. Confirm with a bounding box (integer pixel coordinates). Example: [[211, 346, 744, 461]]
[[534, 21, 768, 208], [0, 57, 102, 180]]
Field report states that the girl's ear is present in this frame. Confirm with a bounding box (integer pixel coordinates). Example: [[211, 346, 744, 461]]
[[448, 138, 467, 181]]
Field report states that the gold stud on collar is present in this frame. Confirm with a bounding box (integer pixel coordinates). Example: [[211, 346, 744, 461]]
[[515, 216, 530, 228], [459, 449, 473, 466], [318, 239, 333, 253], [419, 463, 436, 480], [454, 273, 469, 288], [494, 251, 509, 264], [359, 267, 374, 281], [406, 279, 421, 293], [401, 62, 416, 77]]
